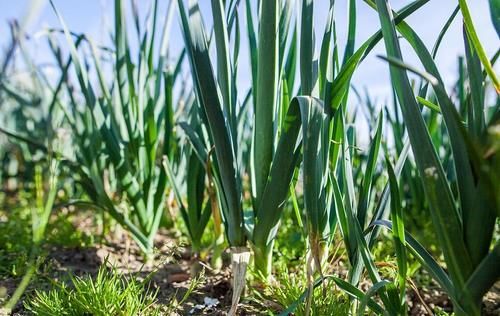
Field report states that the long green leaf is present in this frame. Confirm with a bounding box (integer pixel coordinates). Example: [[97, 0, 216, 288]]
[[386, 156, 407, 311], [459, 0, 500, 92], [253, 0, 279, 210], [357, 112, 383, 228]]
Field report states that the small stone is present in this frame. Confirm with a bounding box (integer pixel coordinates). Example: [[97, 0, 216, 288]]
[[168, 273, 190, 283]]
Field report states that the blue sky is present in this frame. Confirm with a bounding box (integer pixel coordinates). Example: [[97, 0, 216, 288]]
[[1, 0, 498, 107]]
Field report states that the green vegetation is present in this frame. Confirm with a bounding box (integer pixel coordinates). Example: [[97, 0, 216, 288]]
[[254, 266, 351, 316], [24, 263, 161, 316], [0, 0, 498, 315], [47, 0, 180, 257]]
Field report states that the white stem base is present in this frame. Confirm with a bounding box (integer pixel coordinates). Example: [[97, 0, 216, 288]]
[[228, 247, 250, 316]]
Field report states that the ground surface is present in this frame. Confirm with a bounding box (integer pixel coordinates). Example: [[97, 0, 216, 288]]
[[0, 206, 499, 315]]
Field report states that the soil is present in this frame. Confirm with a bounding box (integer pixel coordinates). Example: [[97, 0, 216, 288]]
[[0, 224, 262, 316], [0, 209, 499, 315]]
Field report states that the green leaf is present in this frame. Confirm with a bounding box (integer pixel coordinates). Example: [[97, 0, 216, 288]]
[[464, 242, 500, 303], [367, 138, 410, 249], [245, 0, 258, 108], [252, 0, 279, 210], [372, 220, 456, 303], [357, 280, 391, 316], [342, 0, 357, 65], [357, 111, 383, 228], [210, 0, 234, 130], [459, 0, 500, 92], [490, 0, 500, 37], [386, 156, 407, 310], [300, 0, 316, 95], [464, 26, 486, 137], [163, 156, 191, 237], [416, 96, 441, 113], [318, 3, 334, 101]]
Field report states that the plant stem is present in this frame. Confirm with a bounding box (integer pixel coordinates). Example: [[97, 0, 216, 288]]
[[3, 255, 37, 311], [252, 243, 274, 281], [211, 233, 224, 270], [229, 247, 250, 316]]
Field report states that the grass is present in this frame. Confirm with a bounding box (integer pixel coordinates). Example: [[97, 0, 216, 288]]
[[254, 266, 350, 316], [0, 198, 94, 278], [24, 262, 162, 316]]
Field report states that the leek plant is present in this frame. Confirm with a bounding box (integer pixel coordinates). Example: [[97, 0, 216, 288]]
[[320, 0, 498, 314], [177, 0, 329, 313], [292, 1, 444, 314], [46, 0, 183, 258], [334, 3, 467, 295], [177, 0, 281, 272], [371, 0, 500, 314], [296, 0, 425, 287]]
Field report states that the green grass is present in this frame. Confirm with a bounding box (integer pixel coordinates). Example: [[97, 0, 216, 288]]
[[254, 266, 350, 316], [0, 193, 94, 278], [24, 263, 161, 316]]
